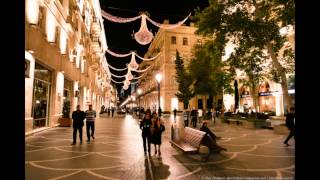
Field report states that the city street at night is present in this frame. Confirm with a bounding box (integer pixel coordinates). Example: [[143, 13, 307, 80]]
[[26, 115, 294, 180]]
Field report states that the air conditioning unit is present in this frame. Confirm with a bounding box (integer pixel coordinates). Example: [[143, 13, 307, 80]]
[[25, 59, 31, 78]]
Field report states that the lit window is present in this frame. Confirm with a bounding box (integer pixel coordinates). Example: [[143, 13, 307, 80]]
[[183, 37, 188, 45], [197, 39, 202, 46], [171, 36, 176, 44]]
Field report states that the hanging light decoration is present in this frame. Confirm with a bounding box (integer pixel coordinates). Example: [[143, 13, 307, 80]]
[[123, 84, 129, 90], [128, 52, 139, 70], [101, 10, 191, 45], [124, 79, 130, 86], [126, 71, 133, 80], [134, 14, 154, 45], [106, 48, 160, 61]]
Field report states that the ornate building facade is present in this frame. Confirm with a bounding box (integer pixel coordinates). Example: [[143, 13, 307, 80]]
[[137, 23, 217, 112], [25, 0, 114, 134]]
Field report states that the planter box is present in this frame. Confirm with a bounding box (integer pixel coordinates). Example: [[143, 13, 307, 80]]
[[58, 118, 72, 127]]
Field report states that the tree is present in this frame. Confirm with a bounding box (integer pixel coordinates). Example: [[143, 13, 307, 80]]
[[174, 50, 194, 109], [188, 42, 234, 110], [229, 48, 268, 114], [193, 0, 295, 112]]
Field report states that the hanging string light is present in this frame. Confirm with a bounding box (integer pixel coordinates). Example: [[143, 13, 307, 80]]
[[106, 48, 160, 61], [123, 84, 129, 90], [134, 14, 154, 45], [108, 64, 128, 71], [126, 70, 133, 80], [110, 73, 127, 78], [131, 65, 152, 73], [101, 10, 191, 45], [135, 52, 160, 61], [128, 52, 139, 70], [111, 78, 125, 84], [145, 13, 191, 29], [106, 48, 131, 57]]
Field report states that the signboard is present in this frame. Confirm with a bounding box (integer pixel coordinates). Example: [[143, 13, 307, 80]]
[[240, 94, 251, 98], [258, 91, 278, 96], [25, 59, 30, 78]]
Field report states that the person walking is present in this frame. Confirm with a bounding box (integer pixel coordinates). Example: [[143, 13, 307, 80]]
[[211, 108, 216, 125], [151, 113, 165, 157], [140, 109, 153, 155], [284, 107, 295, 146], [71, 105, 86, 145], [111, 107, 115, 117], [191, 108, 198, 128], [85, 104, 96, 143], [173, 108, 177, 120]]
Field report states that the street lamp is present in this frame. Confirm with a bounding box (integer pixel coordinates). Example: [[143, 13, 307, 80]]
[[137, 88, 142, 119], [155, 73, 162, 117]]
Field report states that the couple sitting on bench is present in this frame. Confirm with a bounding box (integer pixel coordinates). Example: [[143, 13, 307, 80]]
[[200, 121, 227, 160]]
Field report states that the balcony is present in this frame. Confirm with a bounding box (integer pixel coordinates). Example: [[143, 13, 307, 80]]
[[90, 37, 101, 54], [91, 17, 101, 36]]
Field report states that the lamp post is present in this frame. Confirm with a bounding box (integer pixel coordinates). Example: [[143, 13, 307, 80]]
[[155, 73, 162, 117], [137, 88, 142, 119]]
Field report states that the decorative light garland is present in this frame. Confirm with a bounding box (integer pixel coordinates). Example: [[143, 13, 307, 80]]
[[108, 64, 128, 71], [128, 53, 139, 70], [101, 10, 191, 45], [106, 48, 131, 58], [111, 78, 125, 84], [106, 48, 160, 61], [135, 52, 160, 61], [131, 65, 152, 73], [134, 14, 154, 45], [110, 73, 127, 78]]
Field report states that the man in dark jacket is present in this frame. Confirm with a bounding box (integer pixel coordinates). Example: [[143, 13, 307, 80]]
[[284, 107, 295, 146], [200, 122, 226, 161], [71, 105, 86, 145]]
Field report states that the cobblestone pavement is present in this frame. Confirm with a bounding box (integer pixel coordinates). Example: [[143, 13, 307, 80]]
[[25, 114, 295, 180]]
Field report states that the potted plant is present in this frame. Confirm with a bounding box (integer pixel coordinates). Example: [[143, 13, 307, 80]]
[[59, 100, 72, 127]]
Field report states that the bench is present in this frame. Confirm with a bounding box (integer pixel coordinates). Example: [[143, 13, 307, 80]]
[[170, 127, 206, 153]]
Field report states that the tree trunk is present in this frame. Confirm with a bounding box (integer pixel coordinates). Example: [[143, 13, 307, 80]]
[[267, 43, 293, 112], [250, 82, 259, 114]]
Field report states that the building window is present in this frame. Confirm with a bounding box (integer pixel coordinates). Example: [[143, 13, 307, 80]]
[[197, 39, 202, 46], [183, 37, 188, 46], [171, 36, 176, 44]]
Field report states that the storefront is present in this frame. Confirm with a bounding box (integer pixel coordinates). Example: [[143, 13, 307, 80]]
[[32, 63, 52, 129]]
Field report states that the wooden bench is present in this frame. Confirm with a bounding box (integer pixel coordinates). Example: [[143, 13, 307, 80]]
[[170, 127, 206, 153]]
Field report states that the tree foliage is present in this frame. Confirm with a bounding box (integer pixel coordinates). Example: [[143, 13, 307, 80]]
[[193, 0, 295, 111], [174, 50, 194, 109]]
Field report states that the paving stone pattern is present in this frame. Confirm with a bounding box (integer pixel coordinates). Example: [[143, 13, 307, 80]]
[[26, 114, 295, 180]]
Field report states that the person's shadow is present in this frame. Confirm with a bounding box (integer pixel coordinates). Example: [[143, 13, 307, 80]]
[[144, 156, 170, 180]]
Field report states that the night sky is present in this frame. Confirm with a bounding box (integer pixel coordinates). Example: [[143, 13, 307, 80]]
[[99, 0, 209, 102]]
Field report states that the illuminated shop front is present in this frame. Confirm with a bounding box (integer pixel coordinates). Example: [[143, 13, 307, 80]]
[[32, 63, 52, 129]]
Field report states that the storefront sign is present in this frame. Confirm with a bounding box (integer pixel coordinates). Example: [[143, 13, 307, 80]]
[[240, 94, 251, 98], [259, 92, 275, 96], [25, 59, 30, 78]]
